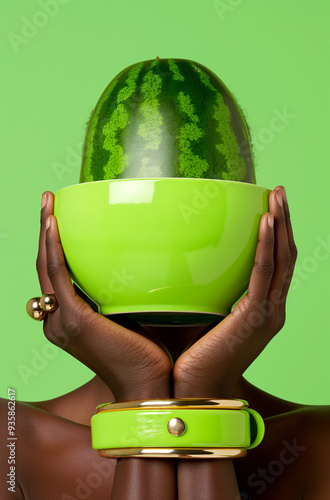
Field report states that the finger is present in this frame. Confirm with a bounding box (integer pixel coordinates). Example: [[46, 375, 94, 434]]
[[267, 186, 291, 299], [45, 214, 77, 306], [109, 316, 174, 366], [280, 188, 298, 299], [246, 212, 275, 304], [36, 192, 55, 294]]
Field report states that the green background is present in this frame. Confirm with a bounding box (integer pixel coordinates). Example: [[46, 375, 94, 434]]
[[1, 0, 329, 404]]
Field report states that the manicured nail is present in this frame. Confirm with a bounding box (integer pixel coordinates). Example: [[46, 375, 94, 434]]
[[268, 214, 274, 228], [46, 216, 51, 230], [41, 192, 47, 208], [276, 190, 283, 207]]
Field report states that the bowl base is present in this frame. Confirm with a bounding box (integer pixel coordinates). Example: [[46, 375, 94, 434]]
[[105, 311, 225, 327]]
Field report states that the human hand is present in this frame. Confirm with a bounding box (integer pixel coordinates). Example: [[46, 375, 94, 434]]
[[36, 191, 172, 401], [173, 186, 297, 398]]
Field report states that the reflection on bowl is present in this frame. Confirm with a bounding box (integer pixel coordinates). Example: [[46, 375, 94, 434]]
[[54, 178, 270, 326]]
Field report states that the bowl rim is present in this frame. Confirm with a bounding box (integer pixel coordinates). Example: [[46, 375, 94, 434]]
[[54, 178, 271, 196]]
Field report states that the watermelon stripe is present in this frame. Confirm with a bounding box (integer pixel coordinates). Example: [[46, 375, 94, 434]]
[[192, 64, 217, 93], [102, 104, 129, 178], [195, 65, 247, 181], [150, 58, 160, 70], [136, 62, 165, 177], [88, 63, 143, 181], [137, 69, 164, 151], [116, 62, 144, 104], [176, 91, 199, 123], [81, 74, 121, 182], [213, 95, 246, 181], [176, 91, 209, 177], [168, 59, 185, 81], [173, 61, 214, 177], [81, 65, 133, 182], [102, 63, 144, 179]]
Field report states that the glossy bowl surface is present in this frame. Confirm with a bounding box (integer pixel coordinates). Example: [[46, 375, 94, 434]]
[[54, 178, 270, 326]]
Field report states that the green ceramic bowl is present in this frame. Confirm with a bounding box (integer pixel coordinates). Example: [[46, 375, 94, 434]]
[[54, 178, 270, 326]]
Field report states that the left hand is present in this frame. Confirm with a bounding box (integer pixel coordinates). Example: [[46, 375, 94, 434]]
[[173, 186, 298, 398], [36, 192, 172, 401]]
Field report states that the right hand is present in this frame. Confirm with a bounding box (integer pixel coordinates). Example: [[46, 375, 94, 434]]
[[36, 191, 172, 401]]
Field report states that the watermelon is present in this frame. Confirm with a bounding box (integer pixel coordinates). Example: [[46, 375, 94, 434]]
[[80, 57, 255, 183]]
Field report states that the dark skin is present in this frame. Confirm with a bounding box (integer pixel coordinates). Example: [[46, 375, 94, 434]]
[[1, 186, 330, 499]]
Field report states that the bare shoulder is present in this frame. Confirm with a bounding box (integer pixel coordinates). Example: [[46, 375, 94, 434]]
[[0, 397, 115, 499], [297, 405, 330, 462], [264, 403, 330, 449], [273, 405, 330, 499], [295, 405, 330, 499], [288, 404, 330, 440], [26, 375, 114, 425], [234, 405, 330, 499]]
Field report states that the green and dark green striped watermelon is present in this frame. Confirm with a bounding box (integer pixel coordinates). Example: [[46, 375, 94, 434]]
[[80, 57, 255, 183]]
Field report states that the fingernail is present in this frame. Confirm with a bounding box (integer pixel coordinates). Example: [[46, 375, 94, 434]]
[[276, 191, 283, 207], [268, 214, 274, 228], [41, 192, 47, 208], [46, 216, 51, 230], [282, 188, 287, 203]]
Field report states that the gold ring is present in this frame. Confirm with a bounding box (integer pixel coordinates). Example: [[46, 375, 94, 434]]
[[40, 293, 58, 312], [26, 293, 58, 321]]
